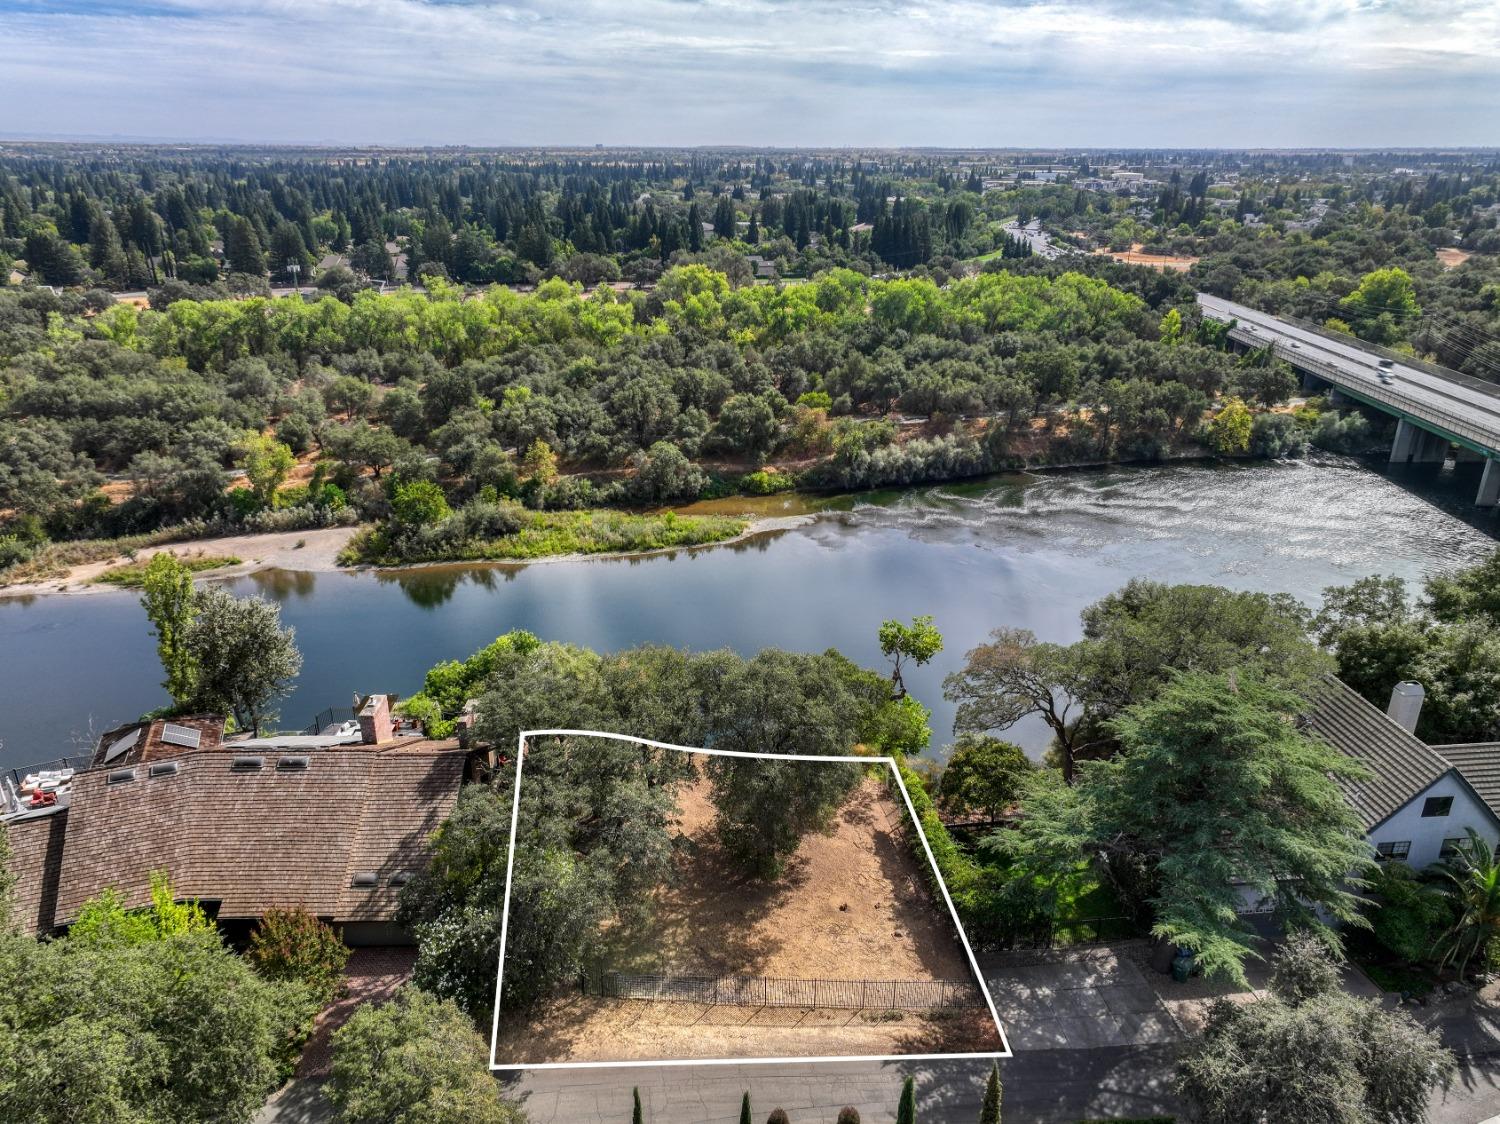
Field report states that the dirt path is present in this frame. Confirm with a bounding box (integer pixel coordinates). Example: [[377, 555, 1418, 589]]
[[0, 526, 360, 597]]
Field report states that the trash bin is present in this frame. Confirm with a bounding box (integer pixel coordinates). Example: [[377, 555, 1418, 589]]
[[1171, 948, 1196, 983]]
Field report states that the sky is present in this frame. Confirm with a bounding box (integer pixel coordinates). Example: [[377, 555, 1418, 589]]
[[1, 0, 1497, 149]]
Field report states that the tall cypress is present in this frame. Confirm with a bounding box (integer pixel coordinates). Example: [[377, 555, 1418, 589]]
[[896, 1076, 916, 1124], [979, 1064, 1001, 1124], [738, 1092, 752, 1124], [632, 1086, 644, 1124]]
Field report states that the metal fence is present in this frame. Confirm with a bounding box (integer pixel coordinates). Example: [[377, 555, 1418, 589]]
[[597, 971, 984, 1010], [302, 706, 357, 736]]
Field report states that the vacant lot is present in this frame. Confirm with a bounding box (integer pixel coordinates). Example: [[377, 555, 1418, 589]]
[[495, 764, 1003, 1064]]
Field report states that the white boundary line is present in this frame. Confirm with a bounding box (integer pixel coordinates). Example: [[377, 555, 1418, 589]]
[[488, 728, 1012, 1071]]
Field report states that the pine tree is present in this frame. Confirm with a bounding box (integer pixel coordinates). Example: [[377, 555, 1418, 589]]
[[738, 1092, 752, 1124], [896, 1077, 916, 1124], [632, 1086, 643, 1124], [226, 216, 266, 277], [979, 1064, 1001, 1124]]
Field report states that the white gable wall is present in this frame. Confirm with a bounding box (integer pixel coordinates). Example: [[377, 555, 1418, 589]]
[[1368, 771, 1499, 869]]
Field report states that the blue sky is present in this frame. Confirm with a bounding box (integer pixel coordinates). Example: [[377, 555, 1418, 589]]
[[1, 0, 1496, 147]]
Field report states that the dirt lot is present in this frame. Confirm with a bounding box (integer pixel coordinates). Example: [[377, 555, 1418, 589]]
[[1437, 248, 1473, 270], [1092, 243, 1199, 272], [495, 767, 1002, 1064]]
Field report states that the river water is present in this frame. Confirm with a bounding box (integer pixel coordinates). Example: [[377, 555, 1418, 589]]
[[2, 457, 1495, 771]]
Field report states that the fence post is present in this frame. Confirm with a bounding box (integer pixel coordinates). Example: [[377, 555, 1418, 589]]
[[861, 979, 867, 1009], [762, 976, 767, 1008]]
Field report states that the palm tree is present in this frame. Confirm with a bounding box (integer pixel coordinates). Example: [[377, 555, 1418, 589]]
[[1436, 828, 1500, 979]]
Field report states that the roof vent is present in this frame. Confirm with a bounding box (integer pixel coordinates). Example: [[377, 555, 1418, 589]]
[[388, 872, 412, 887], [230, 755, 265, 772], [107, 768, 137, 785], [148, 761, 179, 778], [276, 755, 310, 772], [351, 872, 379, 888]]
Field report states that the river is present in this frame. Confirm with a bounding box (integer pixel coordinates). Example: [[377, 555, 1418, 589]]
[[2, 456, 1496, 772]]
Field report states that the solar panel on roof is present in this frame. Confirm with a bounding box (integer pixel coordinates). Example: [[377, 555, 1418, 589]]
[[160, 722, 202, 749], [102, 727, 141, 764]]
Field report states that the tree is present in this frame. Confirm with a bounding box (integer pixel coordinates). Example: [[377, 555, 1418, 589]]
[[878, 614, 943, 698], [327, 986, 525, 1124], [141, 553, 199, 706], [1341, 267, 1420, 345], [837, 1109, 861, 1124], [1207, 397, 1253, 454], [186, 587, 302, 735], [739, 1092, 753, 1124], [226, 216, 266, 277], [713, 393, 780, 462], [1435, 829, 1500, 980], [944, 627, 1093, 783], [521, 439, 559, 486], [247, 906, 351, 1005], [1367, 862, 1449, 965], [896, 1076, 916, 1124], [1159, 307, 1183, 346], [633, 1087, 644, 1124], [979, 1063, 1002, 1124], [1177, 935, 1453, 1124], [0, 877, 314, 1124], [937, 734, 1031, 823], [238, 431, 296, 508], [391, 479, 452, 527], [1002, 672, 1371, 985]]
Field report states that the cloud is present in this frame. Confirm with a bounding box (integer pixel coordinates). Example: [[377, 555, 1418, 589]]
[[0, 0, 1496, 145]]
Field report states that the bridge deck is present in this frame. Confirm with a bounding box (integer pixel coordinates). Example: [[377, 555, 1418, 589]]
[[1196, 293, 1500, 455]]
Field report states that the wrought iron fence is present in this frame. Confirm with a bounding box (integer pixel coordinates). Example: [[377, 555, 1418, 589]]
[[596, 970, 984, 1010]]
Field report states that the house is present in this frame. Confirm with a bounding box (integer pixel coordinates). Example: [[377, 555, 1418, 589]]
[[1304, 676, 1500, 869], [3, 694, 469, 945]]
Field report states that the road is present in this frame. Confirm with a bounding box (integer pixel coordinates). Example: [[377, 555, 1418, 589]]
[[1196, 293, 1500, 452]]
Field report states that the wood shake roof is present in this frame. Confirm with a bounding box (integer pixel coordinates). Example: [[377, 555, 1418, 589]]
[[3, 811, 68, 937], [49, 744, 464, 927]]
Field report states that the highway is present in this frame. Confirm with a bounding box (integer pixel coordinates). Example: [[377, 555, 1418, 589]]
[[1196, 293, 1500, 454]]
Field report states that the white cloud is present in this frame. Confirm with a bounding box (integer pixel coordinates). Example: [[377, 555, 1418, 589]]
[[0, 0, 1496, 145]]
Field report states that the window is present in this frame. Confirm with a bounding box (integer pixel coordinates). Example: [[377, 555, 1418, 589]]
[[1441, 837, 1467, 860], [1422, 796, 1454, 818], [1376, 841, 1411, 862]]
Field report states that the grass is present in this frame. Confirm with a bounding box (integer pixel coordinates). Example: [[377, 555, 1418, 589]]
[[341, 509, 749, 566], [92, 553, 243, 587], [0, 526, 217, 586]]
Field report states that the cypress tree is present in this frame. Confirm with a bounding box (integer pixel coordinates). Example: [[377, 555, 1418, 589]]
[[738, 1092, 752, 1124], [896, 1077, 916, 1124], [632, 1086, 643, 1124], [979, 1063, 1001, 1124]]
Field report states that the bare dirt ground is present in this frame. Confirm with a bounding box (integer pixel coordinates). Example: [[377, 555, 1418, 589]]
[[1437, 248, 1473, 270], [0, 525, 359, 597], [494, 769, 1003, 1064], [1092, 243, 1199, 272]]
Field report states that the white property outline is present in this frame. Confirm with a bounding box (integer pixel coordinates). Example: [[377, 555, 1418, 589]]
[[488, 728, 1013, 1071]]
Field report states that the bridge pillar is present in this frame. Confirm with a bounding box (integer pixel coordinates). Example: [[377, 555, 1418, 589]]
[[1478, 460, 1500, 508], [1300, 369, 1325, 395], [1390, 419, 1448, 464]]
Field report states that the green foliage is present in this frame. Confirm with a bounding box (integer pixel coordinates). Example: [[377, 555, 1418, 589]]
[[740, 1092, 753, 1124], [139, 552, 199, 706], [979, 1063, 1002, 1124], [864, 695, 934, 756], [896, 1076, 917, 1124], [1341, 267, 1421, 345], [633, 1086, 644, 1124], [938, 734, 1032, 822], [1366, 862, 1450, 965], [738, 469, 797, 495], [247, 906, 351, 1005], [1177, 937, 1453, 1124], [1435, 829, 1500, 980], [97, 552, 239, 587], [391, 479, 453, 527], [1003, 672, 1372, 986], [0, 876, 316, 1124], [185, 586, 303, 735], [836, 1108, 861, 1124], [1206, 397, 1253, 455], [237, 431, 296, 508], [327, 986, 526, 1124], [878, 614, 944, 697], [767, 1111, 790, 1124]]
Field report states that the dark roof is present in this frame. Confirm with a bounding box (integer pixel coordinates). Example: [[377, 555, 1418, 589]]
[[2, 811, 67, 937], [49, 743, 464, 927], [92, 715, 228, 770], [1434, 743, 1500, 820], [1303, 676, 1455, 831]]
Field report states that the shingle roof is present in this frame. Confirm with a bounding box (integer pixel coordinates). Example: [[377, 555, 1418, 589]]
[[2, 811, 67, 937], [92, 715, 228, 770], [1302, 676, 1454, 831], [50, 745, 464, 927], [1433, 743, 1500, 820]]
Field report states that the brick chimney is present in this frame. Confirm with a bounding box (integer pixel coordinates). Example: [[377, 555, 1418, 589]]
[[358, 694, 394, 745]]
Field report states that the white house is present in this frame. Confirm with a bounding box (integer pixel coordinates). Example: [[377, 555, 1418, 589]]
[[1304, 676, 1500, 870]]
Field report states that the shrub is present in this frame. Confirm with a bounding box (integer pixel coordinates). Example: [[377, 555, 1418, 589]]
[[767, 1111, 790, 1124], [247, 906, 351, 1005], [739, 469, 797, 495], [836, 1108, 861, 1124]]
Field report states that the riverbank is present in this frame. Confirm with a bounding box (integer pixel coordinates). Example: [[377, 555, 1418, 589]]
[[0, 515, 821, 597]]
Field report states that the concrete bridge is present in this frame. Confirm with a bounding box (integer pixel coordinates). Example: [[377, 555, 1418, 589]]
[[1196, 293, 1500, 506]]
